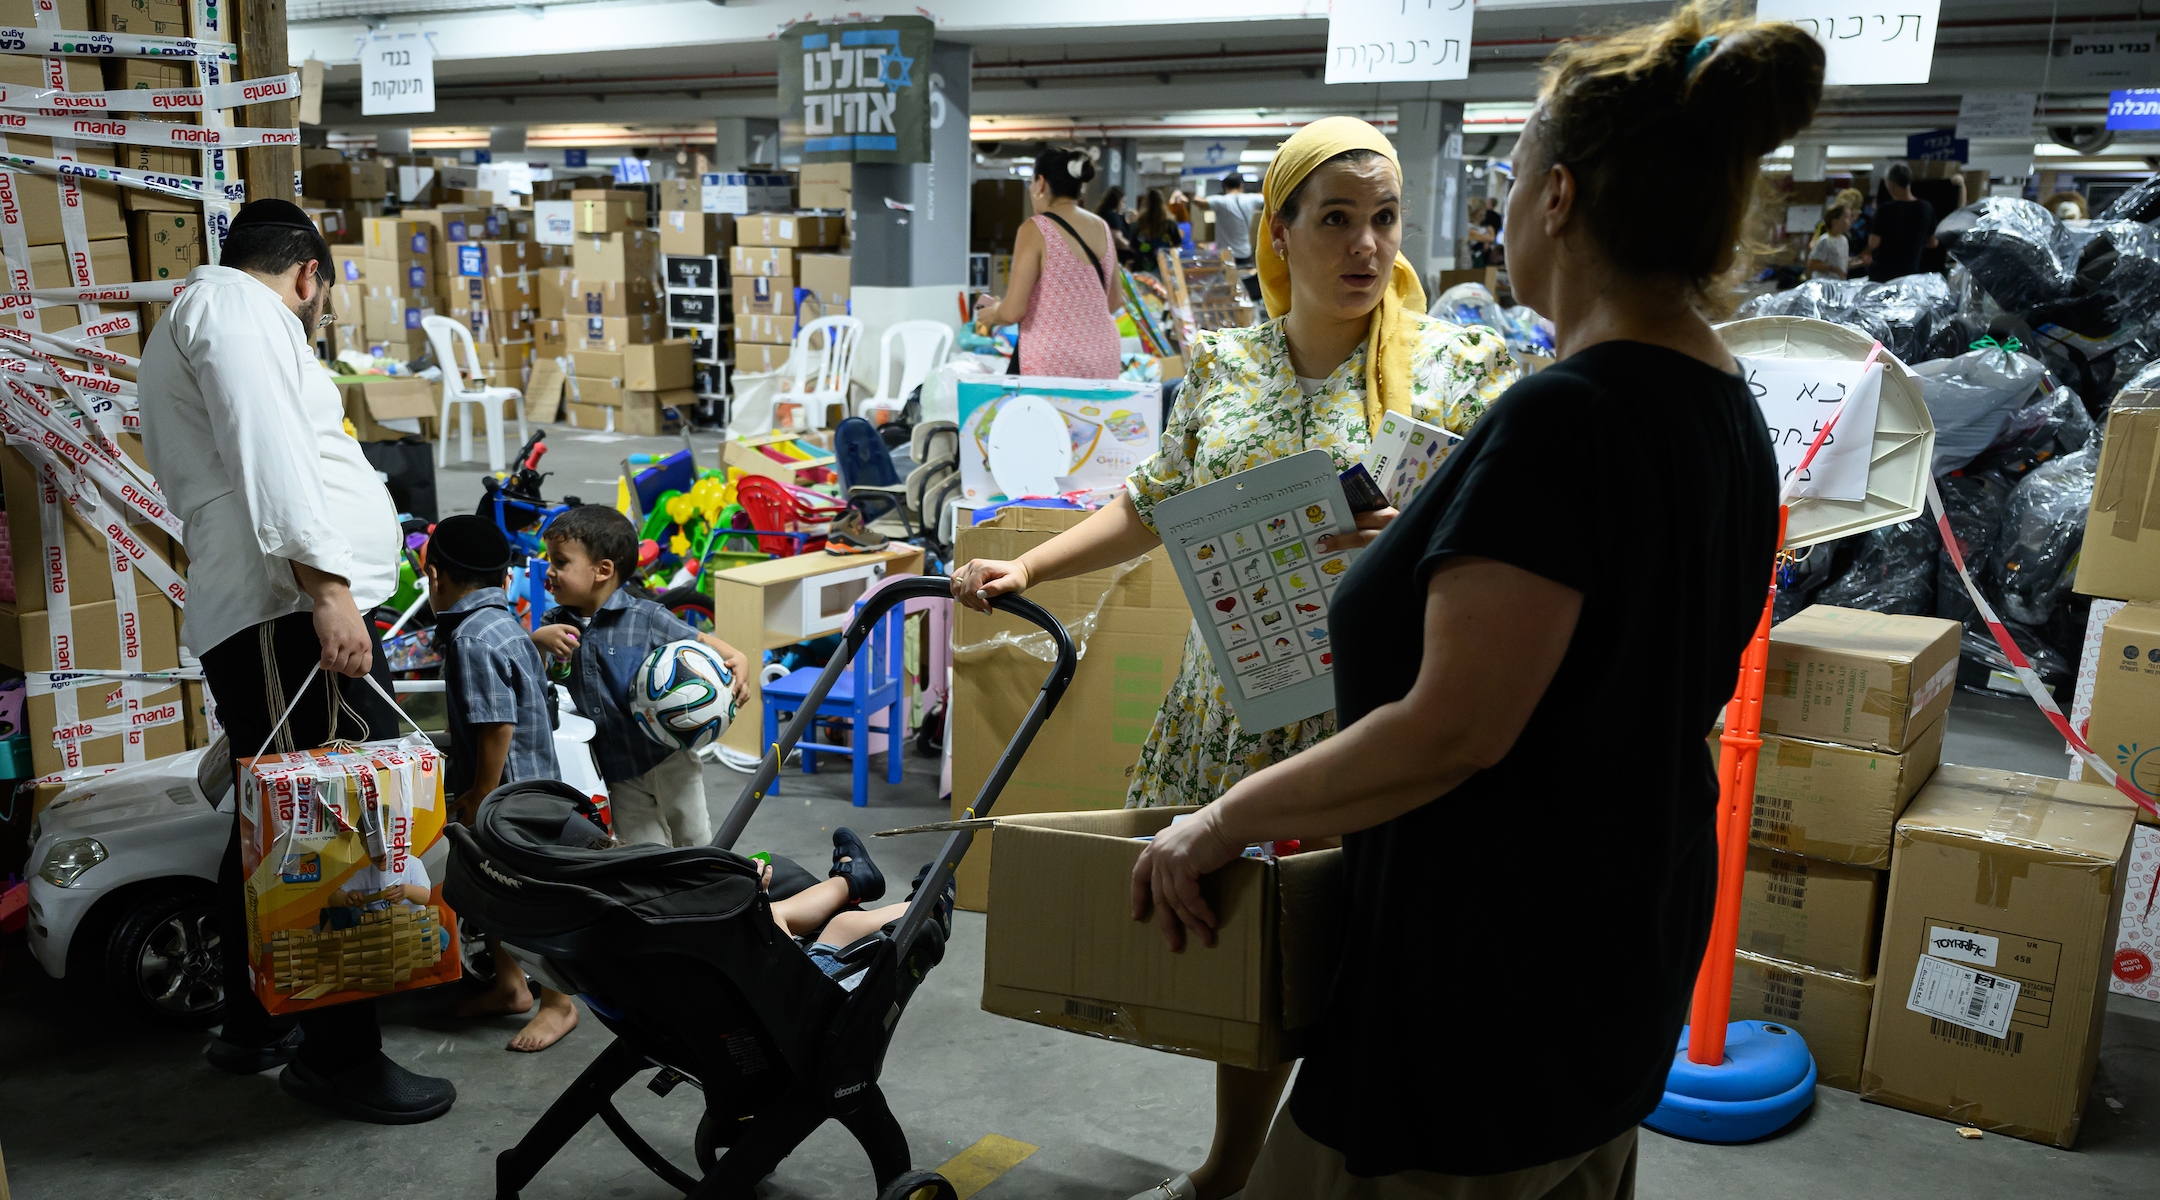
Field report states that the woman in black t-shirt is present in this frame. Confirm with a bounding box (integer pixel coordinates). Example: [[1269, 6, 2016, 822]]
[[1131, 5, 1819, 1195]]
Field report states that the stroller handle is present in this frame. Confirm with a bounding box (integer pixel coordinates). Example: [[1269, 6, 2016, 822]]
[[711, 575, 1076, 853]]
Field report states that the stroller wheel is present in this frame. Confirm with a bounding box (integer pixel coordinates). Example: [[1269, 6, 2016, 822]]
[[694, 1110, 754, 1175], [876, 1170, 957, 1200]]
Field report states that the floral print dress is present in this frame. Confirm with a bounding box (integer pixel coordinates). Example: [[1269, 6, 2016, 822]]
[[1122, 313, 1518, 809]]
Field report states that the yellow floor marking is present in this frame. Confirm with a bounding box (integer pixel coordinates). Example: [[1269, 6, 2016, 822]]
[[932, 1133, 1039, 1199]]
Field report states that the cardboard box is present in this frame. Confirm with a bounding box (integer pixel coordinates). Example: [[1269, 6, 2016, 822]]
[[572, 187, 648, 222], [735, 341, 791, 374], [1729, 951, 1875, 1092], [182, 680, 215, 749], [981, 808, 1341, 1070], [799, 162, 851, 211], [363, 219, 430, 261], [362, 295, 431, 341], [1739, 848, 1885, 977], [332, 250, 368, 288], [0, 143, 125, 245], [452, 239, 532, 278], [533, 319, 567, 361], [730, 245, 796, 278], [735, 313, 794, 346], [562, 397, 681, 434], [735, 214, 844, 248], [655, 177, 700, 213], [563, 400, 614, 431], [2113, 824, 2160, 1002], [0, 238, 133, 332], [366, 257, 433, 297], [114, 142, 198, 214], [569, 376, 630, 409], [567, 276, 658, 318], [1761, 605, 1960, 752], [4, 0, 91, 30], [658, 210, 730, 256], [0, 445, 171, 617], [733, 275, 797, 317], [1861, 764, 2138, 1147], [128, 210, 202, 284], [577, 230, 659, 284], [2078, 387, 2160, 602], [798, 253, 851, 310], [950, 507, 1190, 910], [1735, 712, 1944, 868], [571, 313, 663, 353], [482, 271, 536, 313], [572, 340, 691, 391], [307, 161, 389, 202], [94, 0, 187, 39], [2086, 601, 2160, 824], [475, 308, 533, 345], [702, 171, 793, 215], [536, 267, 574, 317], [20, 598, 185, 778], [337, 376, 436, 442]]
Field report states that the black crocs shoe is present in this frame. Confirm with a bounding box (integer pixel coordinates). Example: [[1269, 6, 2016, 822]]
[[279, 1053, 456, 1125], [830, 827, 886, 905], [205, 1025, 305, 1076]]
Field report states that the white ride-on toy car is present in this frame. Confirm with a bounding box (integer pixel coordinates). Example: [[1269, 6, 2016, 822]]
[[21, 685, 608, 1026]]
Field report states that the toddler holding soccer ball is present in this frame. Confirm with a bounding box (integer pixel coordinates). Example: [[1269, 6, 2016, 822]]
[[531, 506, 753, 849]]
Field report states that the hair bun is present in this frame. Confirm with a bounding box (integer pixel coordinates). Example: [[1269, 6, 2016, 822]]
[[1686, 23, 1825, 159]]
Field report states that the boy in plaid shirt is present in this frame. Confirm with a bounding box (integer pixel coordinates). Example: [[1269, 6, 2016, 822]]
[[532, 506, 751, 848]]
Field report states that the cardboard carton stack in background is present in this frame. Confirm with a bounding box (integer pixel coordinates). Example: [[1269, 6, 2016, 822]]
[[731, 214, 845, 375], [567, 340, 695, 435], [360, 218, 435, 359], [1721, 604, 1959, 1091]]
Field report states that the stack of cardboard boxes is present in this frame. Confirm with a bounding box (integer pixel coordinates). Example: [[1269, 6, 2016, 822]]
[[2064, 378, 2160, 1009], [357, 218, 436, 362], [559, 189, 681, 433], [1725, 605, 1958, 1092], [731, 214, 849, 376]]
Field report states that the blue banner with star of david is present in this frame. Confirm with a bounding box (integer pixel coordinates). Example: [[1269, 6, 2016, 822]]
[[779, 15, 935, 165]]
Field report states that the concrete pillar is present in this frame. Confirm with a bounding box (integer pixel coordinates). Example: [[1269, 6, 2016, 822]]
[[852, 41, 971, 289], [715, 117, 778, 171], [488, 125, 526, 156], [1395, 98, 1466, 291], [1792, 138, 1828, 183]]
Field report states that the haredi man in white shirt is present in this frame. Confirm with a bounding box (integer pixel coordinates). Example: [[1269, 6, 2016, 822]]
[[137, 199, 455, 1125]]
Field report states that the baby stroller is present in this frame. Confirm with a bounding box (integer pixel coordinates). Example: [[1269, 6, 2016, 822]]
[[445, 578, 1075, 1199]]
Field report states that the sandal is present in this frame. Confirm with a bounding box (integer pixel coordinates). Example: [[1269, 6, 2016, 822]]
[[829, 827, 886, 904]]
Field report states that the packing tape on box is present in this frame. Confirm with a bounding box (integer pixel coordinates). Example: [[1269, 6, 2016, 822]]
[[0, 146, 244, 203], [951, 552, 1152, 664], [0, 112, 298, 150], [0, 381, 184, 541], [0, 27, 239, 63], [27, 666, 201, 695], [0, 72, 298, 115]]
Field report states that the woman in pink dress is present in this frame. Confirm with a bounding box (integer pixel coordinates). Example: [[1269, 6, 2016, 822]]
[[974, 148, 1124, 378]]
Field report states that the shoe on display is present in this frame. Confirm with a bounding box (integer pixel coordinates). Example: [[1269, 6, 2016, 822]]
[[278, 1053, 457, 1125], [204, 1025, 305, 1075]]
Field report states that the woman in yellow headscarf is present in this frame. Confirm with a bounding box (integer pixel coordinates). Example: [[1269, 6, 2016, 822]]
[[952, 116, 1516, 1200]]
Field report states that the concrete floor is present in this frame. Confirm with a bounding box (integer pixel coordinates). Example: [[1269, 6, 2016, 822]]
[[1, 429, 2155, 1198]]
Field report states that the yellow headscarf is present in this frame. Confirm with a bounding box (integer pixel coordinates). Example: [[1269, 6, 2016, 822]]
[[1256, 116, 1428, 436]]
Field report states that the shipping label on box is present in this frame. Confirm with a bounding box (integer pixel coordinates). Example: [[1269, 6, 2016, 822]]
[[363, 219, 429, 259], [981, 808, 1342, 1070], [333, 250, 367, 286], [1862, 765, 2138, 1148], [573, 314, 663, 353], [1737, 713, 1943, 868], [1730, 951, 1874, 1092], [1739, 847, 1885, 976], [733, 275, 797, 316], [533, 199, 574, 246], [1762, 605, 1961, 751], [570, 277, 658, 318], [455, 240, 530, 278], [2087, 601, 2160, 824]]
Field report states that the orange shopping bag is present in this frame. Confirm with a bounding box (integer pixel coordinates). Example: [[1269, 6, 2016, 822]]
[[237, 669, 460, 1015]]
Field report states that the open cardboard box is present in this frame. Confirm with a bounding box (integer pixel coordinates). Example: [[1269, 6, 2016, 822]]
[[980, 808, 1342, 1070]]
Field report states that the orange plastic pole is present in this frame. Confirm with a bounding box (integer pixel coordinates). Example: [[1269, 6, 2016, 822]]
[[1687, 505, 1788, 1066]]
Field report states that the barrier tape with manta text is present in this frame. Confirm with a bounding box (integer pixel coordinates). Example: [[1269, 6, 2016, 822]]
[[0, 71, 295, 113]]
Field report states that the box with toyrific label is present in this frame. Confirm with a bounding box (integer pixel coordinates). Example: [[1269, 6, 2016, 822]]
[[239, 739, 457, 1015]]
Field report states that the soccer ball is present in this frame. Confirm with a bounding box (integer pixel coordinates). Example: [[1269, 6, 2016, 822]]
[[629, 639, 737, 751]]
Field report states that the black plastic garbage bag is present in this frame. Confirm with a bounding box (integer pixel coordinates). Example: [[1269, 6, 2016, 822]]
[[1974, 383, 2094, 479], [2099, 175, 2160, 225], [1958, 618, 2072, 701], [1934, 469, 2013, 625], [1988, 441, 2099, 627], [1914, 344, 2046, 475], [1815, 516, 1938, 616], [1948, 198, 2075, 312], [1850, 275, 1955, 364]]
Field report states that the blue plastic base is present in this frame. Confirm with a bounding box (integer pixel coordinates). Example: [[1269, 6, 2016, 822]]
[[1643, 1020, 1818, 1144]]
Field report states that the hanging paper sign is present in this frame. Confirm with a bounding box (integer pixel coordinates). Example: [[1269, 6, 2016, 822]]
[[563, 148, 587, 168], [361, 31, 434, 117], [1905, 128, 1967, 163], [1324, 0, 1473, 83], [0, 111, 297, 149], [0, 27, 237, 62], [1759, 0, 1940, 85], [2066, 32, 2158, 87], [1955, 93, 2036, 141], [1739, 357, 1884, 502], [779, 15, 935, 164], [0, 72, 297, 113], [1179, 138, 1248, 181]]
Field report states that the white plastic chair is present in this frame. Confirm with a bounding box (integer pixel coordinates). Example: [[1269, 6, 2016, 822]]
[[859, 320, 953, 421], [782, 315, 864, 431], [421, 314, 525, 471]]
